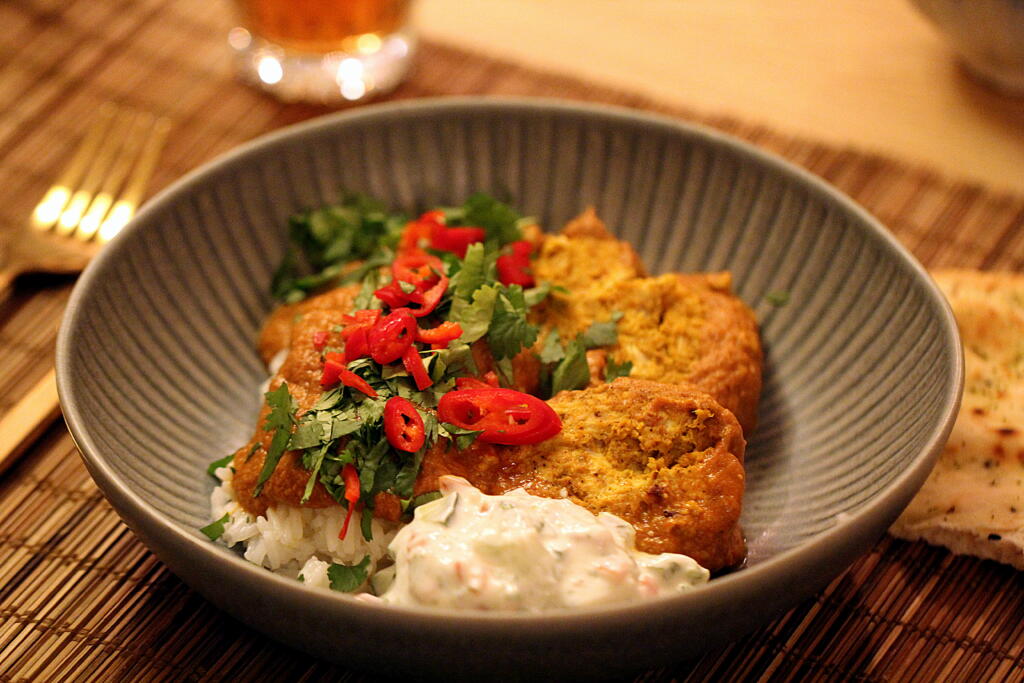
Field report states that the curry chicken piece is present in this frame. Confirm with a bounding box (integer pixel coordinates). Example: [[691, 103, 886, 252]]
[[415, 378, 747, 571], [234, 209, 756, 570], [234, 309, 352, 517], [532, 211, 762, 433], [235, 306, 536, 517], [258, 284, 361, 366], [532, 208, 646, 291]]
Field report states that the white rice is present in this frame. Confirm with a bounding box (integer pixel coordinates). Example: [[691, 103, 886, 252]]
[[210, 465, 398, 591]]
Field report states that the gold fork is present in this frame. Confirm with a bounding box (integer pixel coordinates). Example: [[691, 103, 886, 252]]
[[0, 104, 171, 473]]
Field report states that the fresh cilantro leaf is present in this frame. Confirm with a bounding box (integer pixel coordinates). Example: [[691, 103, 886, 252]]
[[393, 448, 426, 499], [371, 456, 401, 498], [460, 193, 523, 246], [581, 312, 622, 349], [361, 502, 374, 541], [765, 290, 790, 307], [449, 284, 498, 344], [539, 331, 565, 364], [353, 268, 385, 310], [439, 422, 483, 450], [200, 513, 230, 541], [313, 387, 344, 411], [244, 442, 260, 462], [338, 250, 393, 286], [452, 242, 489, 300], [206, 454, 234, 477], [358, 439, 391, 495], [288, 421, 325, 450], [406, 491, 442, 513], [254, 383, 297, 497], [494, 357, 516, 387], [524, 281, 554, 308], [301, 442, 330, 503], [330, 417, 364, 440], [604, 357, 633, 382], [355, 397, 387, 424], [431, 342, 477, 381], [488, 285, 539, 360], [328, 555, 371, 592], [551, 338, 590, 394], [381, 363, 411, 381], [274, 193, 403, 302]]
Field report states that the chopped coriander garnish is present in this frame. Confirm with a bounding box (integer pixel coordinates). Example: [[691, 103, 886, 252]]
[[254, 194, 565, 537], [253, 382, 298, 497], [458, 192, 524, 246], [765, 290, 790, 307], [551, 338, 590, 395], [200, 513, 230, 541], [448, 284, 498, 344], [206, 454, 234, 477], [273, 194, 405, 302], [604, 358, 633, 382], [580, 312, 623, 349], [439, 422, 483, 450], [488, 285, 539, 360], [327, 555, 371, 592]]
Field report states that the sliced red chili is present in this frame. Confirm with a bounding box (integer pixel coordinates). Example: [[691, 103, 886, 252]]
[[430, 225, 486, 258], [393, 250, 444, 287], [402, 346, 433, 390], [398, 216, 436, 253], [419, 209, 447, 224], [320, 352, 378, 397], [338, 463, 361, 540], [405, 274, 448, 317], [497, 241, 536, 287], [344, 327, 370, 363], [312, 330, 330, 350], [340, 310, 381, 338], [383, 396, 426, 453], [511, 240, 533, 259], [367, 308, 416, 364], [320, 358, 343, 388], [415, 321, 463, 347], [455, 371, 501, 390], [455, 376, 494, 390], [497, 255, 534, 287], [374, 281, 411, 309], [437, 388, 561, 445]]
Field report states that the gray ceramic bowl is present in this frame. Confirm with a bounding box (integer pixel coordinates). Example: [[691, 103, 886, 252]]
[[57, 98, 962, 679]]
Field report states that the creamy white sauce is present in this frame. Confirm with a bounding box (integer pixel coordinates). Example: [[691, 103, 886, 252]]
[[370, 476, 709, 611]]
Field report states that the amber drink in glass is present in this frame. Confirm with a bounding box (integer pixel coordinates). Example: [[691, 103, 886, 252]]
[[229, 0, 415, 104]]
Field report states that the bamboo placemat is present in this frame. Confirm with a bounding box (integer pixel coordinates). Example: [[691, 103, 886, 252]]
[[3, 1, 1024, 680]]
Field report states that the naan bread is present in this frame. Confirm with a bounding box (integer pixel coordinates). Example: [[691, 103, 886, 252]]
[[890, 269, 1024, 568]]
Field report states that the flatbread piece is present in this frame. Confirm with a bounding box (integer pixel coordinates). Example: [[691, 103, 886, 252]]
[[890, 269, 1024, 568]]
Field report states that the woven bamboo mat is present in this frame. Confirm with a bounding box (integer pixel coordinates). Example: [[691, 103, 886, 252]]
[[3, 0, 1024, 680]]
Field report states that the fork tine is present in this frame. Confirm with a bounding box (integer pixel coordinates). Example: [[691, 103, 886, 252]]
[[31, 104, 118, 231], [97, 116, 171, 243], [74, 111, 151, 241], [55, 107, 137, 236]]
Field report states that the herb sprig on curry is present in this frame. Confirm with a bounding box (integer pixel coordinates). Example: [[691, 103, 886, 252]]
[[235, 194, 617, 543], [206, 193, 763, 606]]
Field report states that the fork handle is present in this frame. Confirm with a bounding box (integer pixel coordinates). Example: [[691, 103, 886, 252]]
[[0, 368, 60, 476]]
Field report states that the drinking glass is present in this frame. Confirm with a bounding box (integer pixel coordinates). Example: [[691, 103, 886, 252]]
[[228, 0, 416, 104]]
